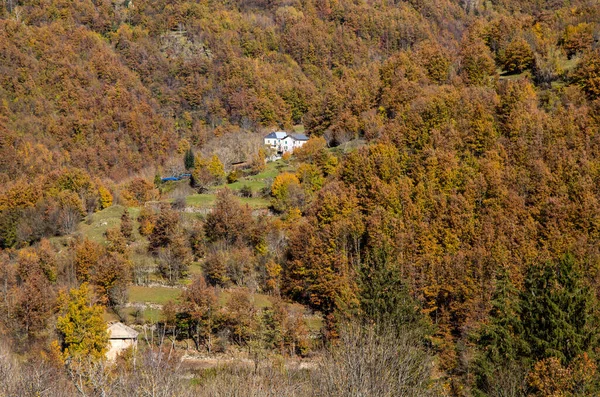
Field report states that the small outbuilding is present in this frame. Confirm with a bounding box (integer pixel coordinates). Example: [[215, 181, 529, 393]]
[[107, 322, 139, 361]]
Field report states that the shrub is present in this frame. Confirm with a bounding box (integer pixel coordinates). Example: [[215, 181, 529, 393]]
[[239, 185, 253, 198], [227, 170, 239, 184]]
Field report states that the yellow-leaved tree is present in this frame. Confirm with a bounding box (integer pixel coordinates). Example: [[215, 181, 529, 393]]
[[97, 184, 113, 210], [207, 155, 225, 183], [191, 154, 225, 189], [271, 172, 304, 213], [56, 283, 108, 362]]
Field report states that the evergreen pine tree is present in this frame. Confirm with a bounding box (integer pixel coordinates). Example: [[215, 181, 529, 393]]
[[478, 267, 528, 364], [521, 254, 598, 364], [153, 172, 162, 188], [184, 148, 195, 170], [358, 244, 428, 333], [472, 267, 529, 396]]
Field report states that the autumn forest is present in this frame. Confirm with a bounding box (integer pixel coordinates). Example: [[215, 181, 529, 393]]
[[2, 0, 600, 395]]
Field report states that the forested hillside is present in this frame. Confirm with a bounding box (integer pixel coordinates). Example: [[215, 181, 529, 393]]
[[2, 0, 600, 395], [2, 0, 597, 180]]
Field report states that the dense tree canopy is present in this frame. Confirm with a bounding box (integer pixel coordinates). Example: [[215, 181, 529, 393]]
[[2, 0, 600, 395]]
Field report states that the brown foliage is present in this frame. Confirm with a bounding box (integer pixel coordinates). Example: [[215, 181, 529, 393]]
[[180, 276, 218, 351], [501, 38, 534, 74], [92, 252, 130, 307], [527, 354, 597, 397], [74, 239, 102, 282], [120, 209, 134, 242], [122, 178, 157, 206], [205, 189, 256, 247], [572, 49, 600, 100]]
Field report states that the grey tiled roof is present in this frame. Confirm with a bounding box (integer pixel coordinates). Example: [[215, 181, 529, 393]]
[[288, 133, 309, 141], [265, 131, 287, 139]]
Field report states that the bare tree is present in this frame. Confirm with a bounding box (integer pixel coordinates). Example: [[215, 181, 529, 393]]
[[311, 323, 441, 397], [197, 365, 311, 397], [0, 339, 75, 397], [110, 348, 192, 397], [480, 362, 530, 397], [60, 205, 82, 235]]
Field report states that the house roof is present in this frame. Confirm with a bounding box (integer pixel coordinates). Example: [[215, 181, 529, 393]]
[[265, 131, 287, 139], [288, 133, 309, 141], [108, 322, 139, 339]]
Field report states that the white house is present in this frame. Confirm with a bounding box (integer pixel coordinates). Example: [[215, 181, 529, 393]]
[[264, 131, 287, 149], [264, 132, 309, 154], [106, 322, 138, 361]]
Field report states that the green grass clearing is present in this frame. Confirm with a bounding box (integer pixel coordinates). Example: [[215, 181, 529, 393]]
[[125, 285, 322, 329], [123, 307, 162, 323], [498, 70, 531, 80], [239, 196, 270, 208], [128, 285, 182, 305], [221, 159, 296, 190], [141, 308, 161, 323], [163, 158, 295, 210], [185, 194, 217, 207], [330, 139, 366, 155], [181, 263, 204, 286], [78, 205, 141, 244], [254, 159, 296, 180], [185, 193, 269, 209], [224, 179, 266, 192], [217, 290, 273, 309]]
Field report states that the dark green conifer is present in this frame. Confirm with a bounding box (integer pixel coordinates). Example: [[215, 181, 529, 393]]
[[184, 148, 195, 170], [521, 254, 598, 364], [472, 267, 528, 395], [154, 172, 162, 188], [358, 244, 427, 332], [479, 267, 528, 363]]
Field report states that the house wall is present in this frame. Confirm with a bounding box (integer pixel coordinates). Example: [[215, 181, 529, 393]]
[[281, 137, 295, 152], [265, 138, 279, 148], [264, 136, 306, 153], [107, 338, 137, 361]]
